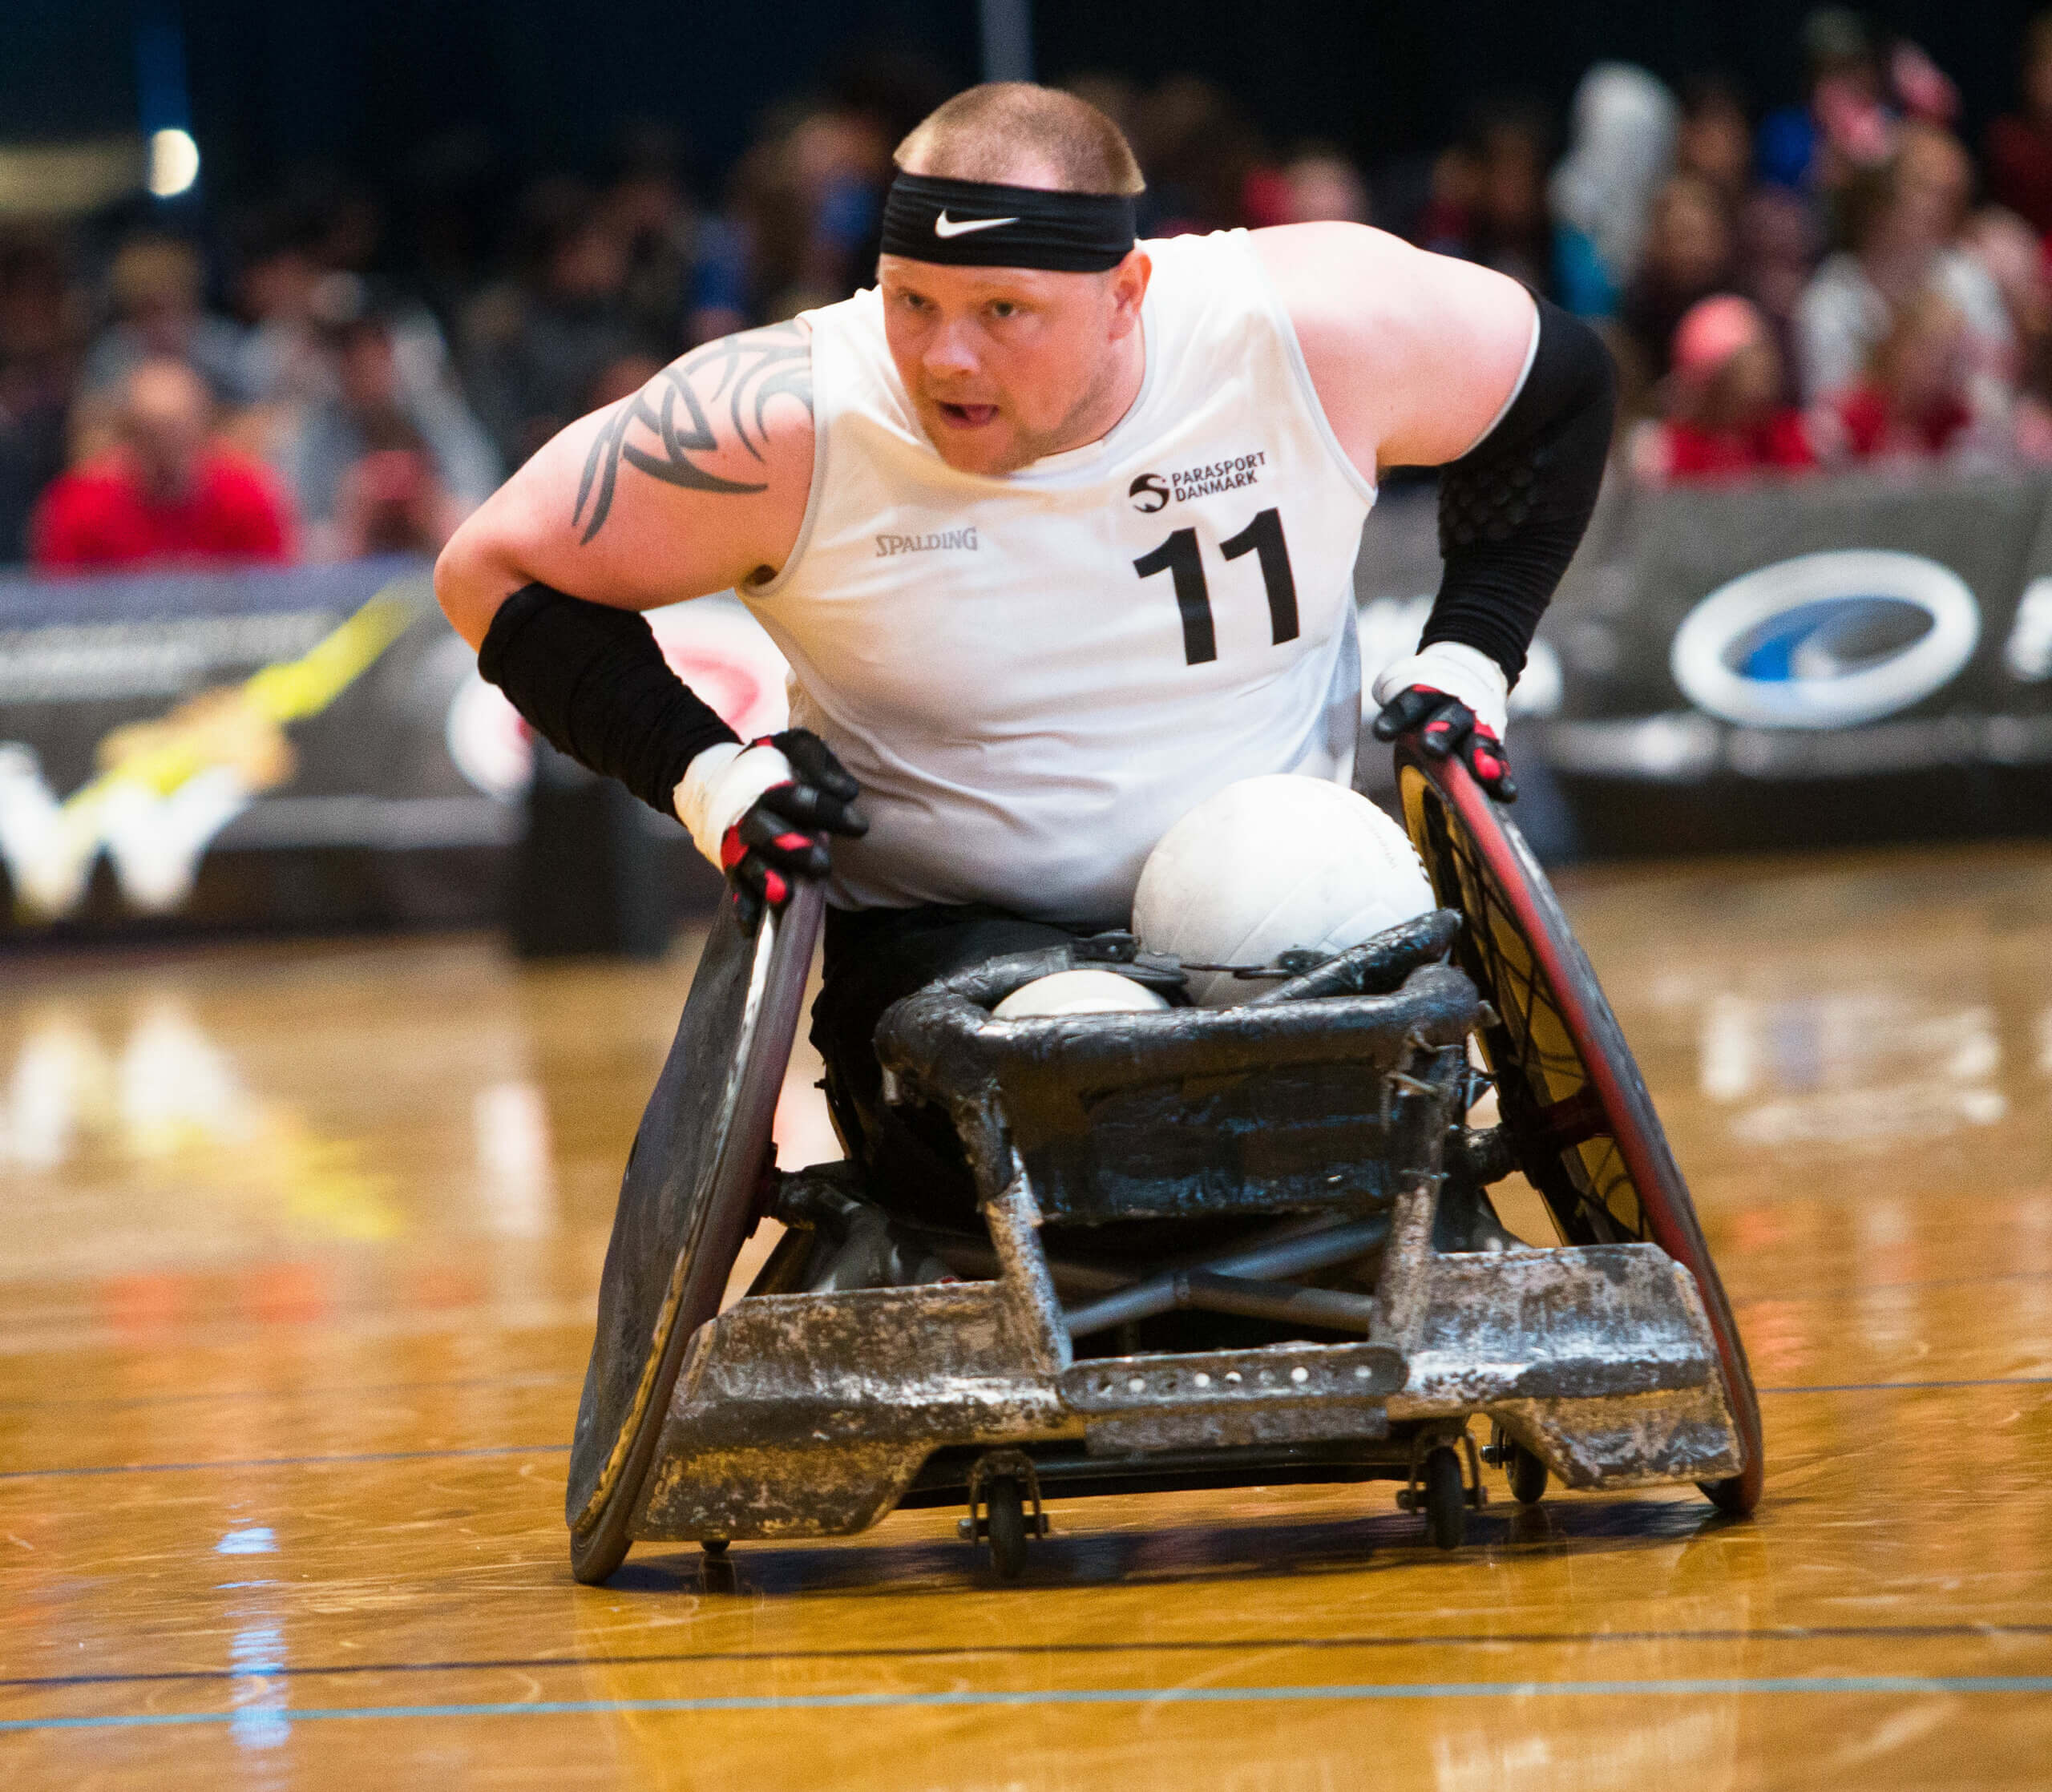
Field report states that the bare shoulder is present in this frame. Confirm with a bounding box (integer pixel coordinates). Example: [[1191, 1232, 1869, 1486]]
[[1248, 224, 1536, 474], [437, 321, 818, 640], [463, 320, 818, 614], [570, 320, 816, 546]]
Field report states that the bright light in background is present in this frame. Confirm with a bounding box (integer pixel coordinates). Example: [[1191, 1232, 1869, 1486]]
[[147, 127, 199, 199]]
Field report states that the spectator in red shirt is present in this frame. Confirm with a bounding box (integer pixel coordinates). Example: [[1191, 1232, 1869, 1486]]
[[1985, 12, 2052, 238], [1632, 294, 1819, 482], [1830, 289, 1976, 462], [30, 357, 293, 570]]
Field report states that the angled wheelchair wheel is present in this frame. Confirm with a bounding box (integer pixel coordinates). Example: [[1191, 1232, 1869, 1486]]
[[1396, 745, 1763, 1516], [566, 879, 826, 1585], [1422, 1447, 1467, 1550], [985, 1478, 1029, 1581], [1507, 1440, 1549, 1507]]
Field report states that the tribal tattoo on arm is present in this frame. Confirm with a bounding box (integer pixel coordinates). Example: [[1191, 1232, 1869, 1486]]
[[572, 322, 813, 544]]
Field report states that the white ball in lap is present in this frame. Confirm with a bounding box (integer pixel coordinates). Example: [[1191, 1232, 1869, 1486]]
[[1133, 775, 1435, 1007], [992, 969, 1171, 1020]]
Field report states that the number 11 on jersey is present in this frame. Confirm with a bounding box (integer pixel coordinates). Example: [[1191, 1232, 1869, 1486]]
[[1133, 507, 1300, 666]]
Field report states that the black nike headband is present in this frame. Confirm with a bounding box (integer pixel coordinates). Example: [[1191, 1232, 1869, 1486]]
[[879, 172, 1138, 272]]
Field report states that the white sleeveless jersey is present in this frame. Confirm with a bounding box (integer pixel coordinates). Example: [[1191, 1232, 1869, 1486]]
[[743, 229, 1375, 923]]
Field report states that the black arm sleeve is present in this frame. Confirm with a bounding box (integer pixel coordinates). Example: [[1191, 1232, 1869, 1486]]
[[477, 582, 740, 815], [1420, 296, 1615, 683]]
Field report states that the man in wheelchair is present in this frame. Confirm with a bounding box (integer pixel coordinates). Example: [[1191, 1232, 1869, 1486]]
[[433, 84, 1757, 1583], [435, 79, 1606, 1217]]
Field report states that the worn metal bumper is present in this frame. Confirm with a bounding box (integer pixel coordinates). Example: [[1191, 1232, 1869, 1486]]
[[630, 1233, 1742, 1543], [628, 942, 1746, 1546]]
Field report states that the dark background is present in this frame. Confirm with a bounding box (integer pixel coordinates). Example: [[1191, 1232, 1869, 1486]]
[[2, 2, 2039, 196]]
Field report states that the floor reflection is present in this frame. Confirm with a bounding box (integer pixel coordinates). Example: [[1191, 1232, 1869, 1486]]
[[1699, 988, 2006, 1145], [3, 851, 2052, 1790]]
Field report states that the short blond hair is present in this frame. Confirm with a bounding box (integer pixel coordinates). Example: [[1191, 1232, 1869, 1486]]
[[895, 83, 1145, 196]]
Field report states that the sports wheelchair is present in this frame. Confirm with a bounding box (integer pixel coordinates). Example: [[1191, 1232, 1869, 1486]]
[[564, 742, 1762, 1584]]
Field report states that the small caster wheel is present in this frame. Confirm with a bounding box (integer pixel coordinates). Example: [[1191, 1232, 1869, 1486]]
[[1423, 1446, 1466, 1550], [701, 1537, 729, 1557], [1507, 1443, 1547, 1506], [985, 1475, 1028, 1580]]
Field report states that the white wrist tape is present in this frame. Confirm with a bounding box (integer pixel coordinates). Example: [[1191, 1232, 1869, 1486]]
[[673, 740, 794, 866], [1371, 641, 1510, 740]]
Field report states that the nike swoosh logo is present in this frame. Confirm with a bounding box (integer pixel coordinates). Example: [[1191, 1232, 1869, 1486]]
[[933, 212, 1018, 238]]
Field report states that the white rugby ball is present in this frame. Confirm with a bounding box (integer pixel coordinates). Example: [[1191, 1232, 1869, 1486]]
[[992, 969, 1172, 1020], [1133, 774, 1434, 1006]]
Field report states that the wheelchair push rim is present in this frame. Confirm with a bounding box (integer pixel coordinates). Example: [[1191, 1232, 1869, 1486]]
[[1395, 744, 1763, 1516], [568, 878, 826, 1584]]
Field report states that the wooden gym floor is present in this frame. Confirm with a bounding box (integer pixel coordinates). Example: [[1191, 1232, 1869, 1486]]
[[2, 842, 2049, 1788]]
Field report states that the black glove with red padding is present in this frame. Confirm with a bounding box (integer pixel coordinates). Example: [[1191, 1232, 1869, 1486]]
[[675, 728, 868, 927], [1368, 643, 1517, 802]]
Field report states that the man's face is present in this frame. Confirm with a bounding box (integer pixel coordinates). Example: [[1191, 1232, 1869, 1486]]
[[1649, 180, 1731, 290], [121, 361, 211, 498], [337, 326, 399, 412], [879, 250, 1149, 474], [1707, 340, 1782, 424]]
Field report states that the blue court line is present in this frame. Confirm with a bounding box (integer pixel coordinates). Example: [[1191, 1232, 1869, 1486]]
[[10, 1624, 2050, 1693], [0, 1443, 568, 1483], [6, 1677, 2051, 1732]]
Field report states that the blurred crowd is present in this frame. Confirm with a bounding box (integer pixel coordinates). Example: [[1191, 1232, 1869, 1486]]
[[1396, 7, 2052, 486], [1585, 14, 2052, 486], [10, 10, 2052, 575]]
